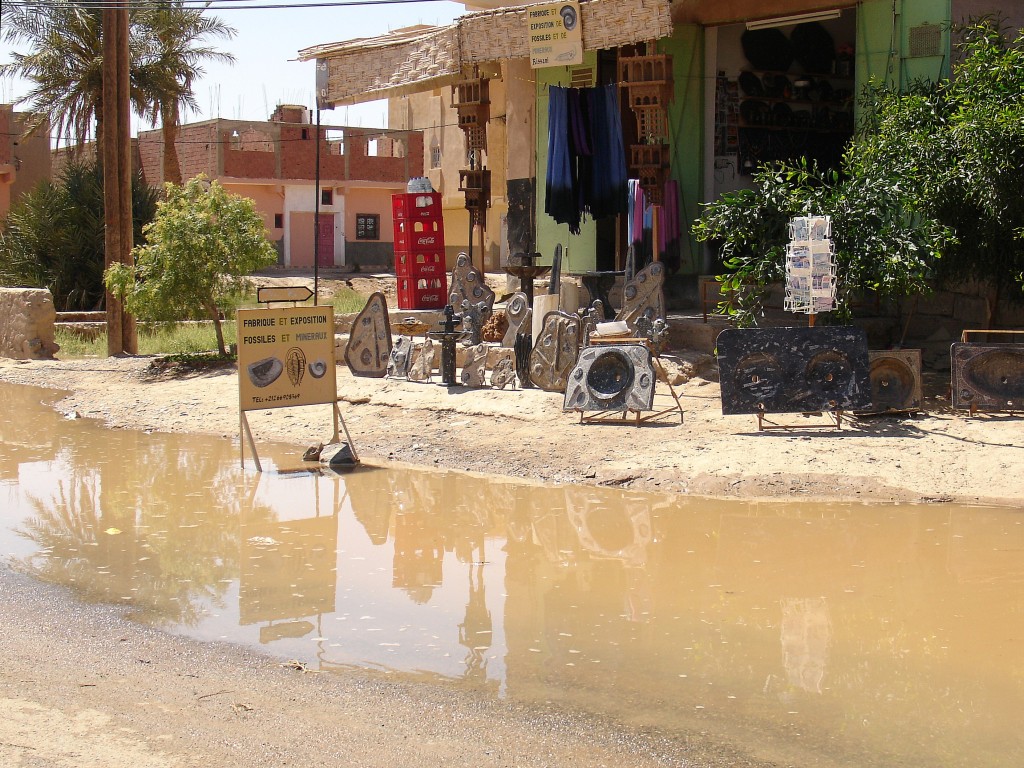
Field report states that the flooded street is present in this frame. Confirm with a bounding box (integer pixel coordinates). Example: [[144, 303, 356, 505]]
[[2, 382, 1022, 767]]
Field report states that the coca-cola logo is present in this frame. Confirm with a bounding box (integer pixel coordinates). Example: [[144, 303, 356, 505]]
[[417, 237, 436, 245], [422, 294, 440, 302]]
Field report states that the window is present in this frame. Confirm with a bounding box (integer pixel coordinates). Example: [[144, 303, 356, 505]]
[[356, 214, 379, 240], [321, 188, 333, 206], [273, 213, 283, 228]]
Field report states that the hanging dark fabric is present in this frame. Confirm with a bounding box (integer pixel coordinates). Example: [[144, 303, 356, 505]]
[[545, 83, 628, 235], [545, 85, 581, 234], [588, 83, 628, 221]]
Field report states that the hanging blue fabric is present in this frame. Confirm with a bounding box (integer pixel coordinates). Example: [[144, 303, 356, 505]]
[[545, 85, 582, 234]]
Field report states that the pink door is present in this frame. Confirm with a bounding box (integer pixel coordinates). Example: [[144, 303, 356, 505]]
[[317, 215, 334, 267]]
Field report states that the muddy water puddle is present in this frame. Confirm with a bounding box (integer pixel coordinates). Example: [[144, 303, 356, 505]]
[[2, 382, 1022, 767]]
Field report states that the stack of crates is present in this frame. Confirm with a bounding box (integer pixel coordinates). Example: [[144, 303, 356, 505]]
[[392, 191, 447, 310]]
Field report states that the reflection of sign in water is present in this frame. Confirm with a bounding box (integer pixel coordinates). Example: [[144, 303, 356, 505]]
[[237, 306, 336, 411], [240, 516, 339, 627], [528, 1, 583, 69]]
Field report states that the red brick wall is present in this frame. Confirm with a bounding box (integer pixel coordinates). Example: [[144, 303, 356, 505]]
[[139, 119, 424, 186]]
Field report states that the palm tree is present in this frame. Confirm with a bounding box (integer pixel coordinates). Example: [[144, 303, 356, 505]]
[[134, 3, 236, 184], [0, 0, 234, 179]]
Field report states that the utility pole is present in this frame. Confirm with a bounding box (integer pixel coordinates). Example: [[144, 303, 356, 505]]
[[103, 0, 136, 355]]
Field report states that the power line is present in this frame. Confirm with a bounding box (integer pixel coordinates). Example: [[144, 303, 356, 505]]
[[1, 0, 453, 10]]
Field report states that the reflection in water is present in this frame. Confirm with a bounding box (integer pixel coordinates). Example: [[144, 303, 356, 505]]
[[2, 382, 1023, 768]]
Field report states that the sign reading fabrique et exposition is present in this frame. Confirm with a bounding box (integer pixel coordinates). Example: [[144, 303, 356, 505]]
[[528, 1, 583, 69], [237, 306, 336, 412]]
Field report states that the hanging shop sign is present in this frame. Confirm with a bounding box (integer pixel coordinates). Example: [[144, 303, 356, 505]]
[[528, 1, 583, 69], [237, 306, 336, 411]]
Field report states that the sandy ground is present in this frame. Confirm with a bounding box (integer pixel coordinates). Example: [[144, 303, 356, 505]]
[[1, 345, 1022, 506], [2, 275, 1022, 766]]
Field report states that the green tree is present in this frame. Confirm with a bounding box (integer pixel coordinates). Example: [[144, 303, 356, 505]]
[[0, 159, 159, 311], [105, 176, 277, 356], [694, 18, 1024, 326]]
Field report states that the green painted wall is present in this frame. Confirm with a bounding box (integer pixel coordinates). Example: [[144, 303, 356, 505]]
[[856, 0, 951, 103], [534, 54, 598, 272], [660, 25, 704, 275]]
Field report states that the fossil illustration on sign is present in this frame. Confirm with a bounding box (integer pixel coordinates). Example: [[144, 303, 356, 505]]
[[247, 356, 283, 388]]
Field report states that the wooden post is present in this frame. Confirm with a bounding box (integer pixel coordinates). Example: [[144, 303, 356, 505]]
[[102, 1, 136, 355]]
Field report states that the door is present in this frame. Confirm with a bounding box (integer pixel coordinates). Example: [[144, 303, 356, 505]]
[[317, 214, 335, 267]]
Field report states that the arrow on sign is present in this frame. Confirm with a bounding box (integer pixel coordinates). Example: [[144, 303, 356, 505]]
[[257, 285, 315, 304]]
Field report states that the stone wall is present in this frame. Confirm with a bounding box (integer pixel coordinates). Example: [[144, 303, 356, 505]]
[[0, 288, 60, 360]]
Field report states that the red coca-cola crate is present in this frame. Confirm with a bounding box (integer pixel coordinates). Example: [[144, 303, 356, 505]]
[[397, 275, 447, 310], [394, 217, 445, 251], [395, 250, 446, 278], [392, 192, 442, 220]]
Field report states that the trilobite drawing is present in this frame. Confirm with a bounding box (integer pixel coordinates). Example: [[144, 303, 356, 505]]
[[286, 347, 307, 386]]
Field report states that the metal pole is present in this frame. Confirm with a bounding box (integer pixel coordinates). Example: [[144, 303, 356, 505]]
[[313, 108, 322, 306]]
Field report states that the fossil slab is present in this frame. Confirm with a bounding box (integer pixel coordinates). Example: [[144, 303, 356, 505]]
[[490, 356, 516, 389], [460, 343, 489, 387], [717, 326, 871, 415], [345, 292, 392, 378], [387, 335, 414, 379], [857, 349, 922, 414], [529, 310, 581, 392], [449, 252, 495, 311], [615, 262, 665, 330], [952, 343, 1024, 412], [564, 344, 656, 413], [501, 292, 530, 347], [459, 299, 491, 346], [408, 338, 435, 382]]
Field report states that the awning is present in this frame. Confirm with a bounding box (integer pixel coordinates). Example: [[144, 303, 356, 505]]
[[298, 0, 673, 107]]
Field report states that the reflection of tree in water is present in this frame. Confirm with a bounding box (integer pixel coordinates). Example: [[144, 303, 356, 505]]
[[16, 429, 251, 627]]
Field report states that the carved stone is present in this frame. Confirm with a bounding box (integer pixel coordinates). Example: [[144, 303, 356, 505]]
[[564, 344, 655, 413], [460, 343, 489, 387], [449, 252, 495, 311], [501, 292, 530, 347], [408, 338, 435, 382], [615, 262, 665, 330], [529, 310, 581, 392], [460, 299, 491, 347], [345, 292, 392, 378], [717, 326, 871, 415], [387, 335, 414, 378], [581, 302, 603, 347], [490, 356, 516, 389]]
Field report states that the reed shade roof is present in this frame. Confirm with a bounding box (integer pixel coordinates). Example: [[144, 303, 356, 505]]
[[298, 0, 673, 107]]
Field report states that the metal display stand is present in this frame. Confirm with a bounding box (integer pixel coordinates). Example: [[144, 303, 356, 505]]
[[755, 409, 844, 432]]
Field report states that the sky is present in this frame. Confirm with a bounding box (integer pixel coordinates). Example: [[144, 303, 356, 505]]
[[0, 0, 466, 138]]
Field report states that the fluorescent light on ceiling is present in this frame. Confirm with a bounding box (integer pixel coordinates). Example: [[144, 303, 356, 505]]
[[746, 10, 841, 31]]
